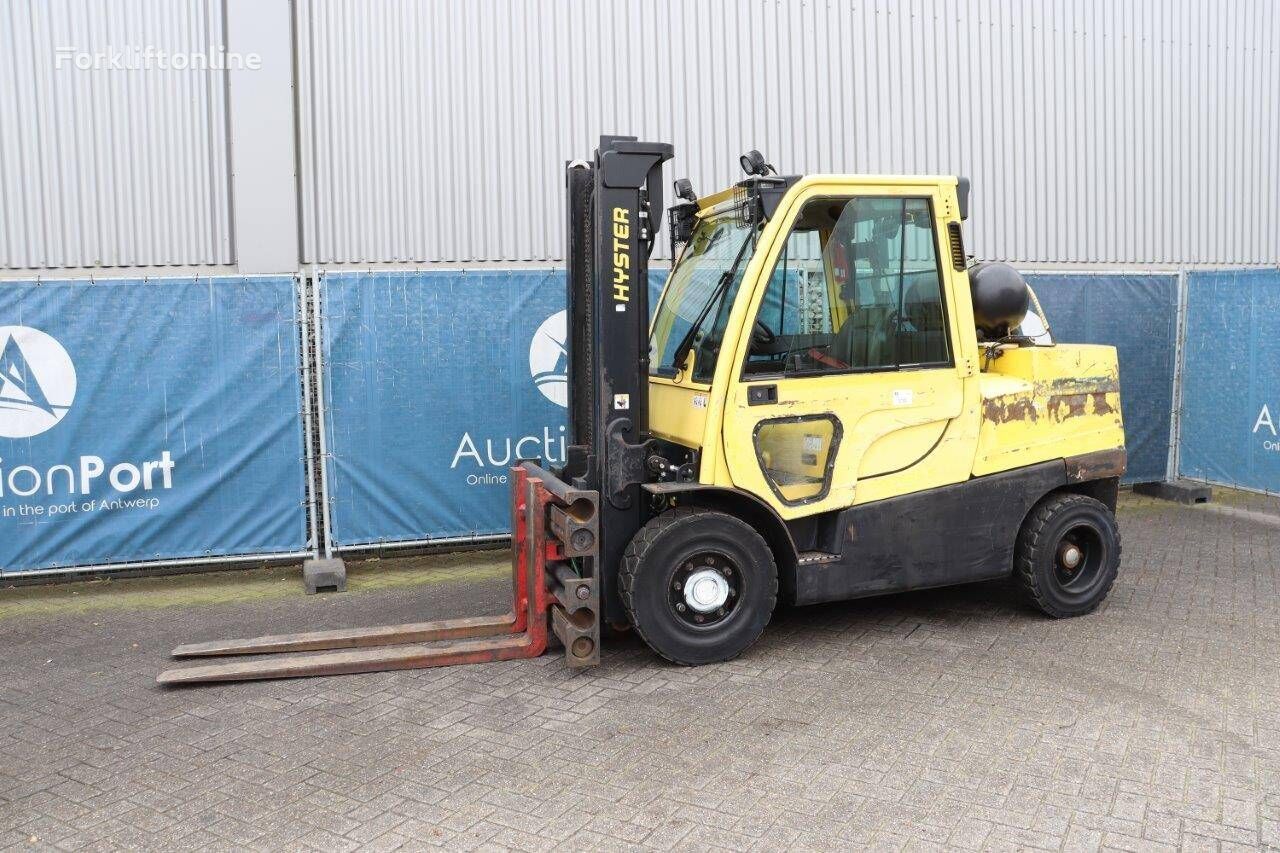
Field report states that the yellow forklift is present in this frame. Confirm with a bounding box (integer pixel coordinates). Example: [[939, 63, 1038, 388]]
[[158, 138, 1124, 684]]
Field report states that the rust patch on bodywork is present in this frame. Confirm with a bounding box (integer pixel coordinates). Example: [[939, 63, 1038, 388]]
[[982, 373, 1120, 425], [983, 396, 1038, 424], [1046, 376, 1120, 396], [1065, 447, 1127, 481], [1049, 393, 1088, 421], [1048, 390, 1118, 422]]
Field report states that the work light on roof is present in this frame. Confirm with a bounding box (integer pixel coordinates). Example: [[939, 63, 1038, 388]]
[[738, 149, 775, 176]]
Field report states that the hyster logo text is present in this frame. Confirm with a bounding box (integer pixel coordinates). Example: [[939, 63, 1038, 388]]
[[0, 326, 76, 439], [612, 206, 630, 305]]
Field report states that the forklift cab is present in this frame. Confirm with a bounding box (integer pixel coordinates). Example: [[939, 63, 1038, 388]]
[[649, 175, 977, 520]]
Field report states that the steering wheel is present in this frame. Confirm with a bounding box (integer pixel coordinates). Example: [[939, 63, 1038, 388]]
[[752, 319, 777, 347]]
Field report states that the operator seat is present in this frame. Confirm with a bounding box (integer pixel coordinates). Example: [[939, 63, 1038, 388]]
[[826, 237, 896, 369], [898, 274, 945, 364], [830, 300, 895, 368]]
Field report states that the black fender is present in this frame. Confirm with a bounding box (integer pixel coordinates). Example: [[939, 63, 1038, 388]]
[[642, 483, 800, 603], [1060, 447, 1125, 512]]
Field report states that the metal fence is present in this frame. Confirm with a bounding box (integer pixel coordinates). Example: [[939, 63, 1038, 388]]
[[1177, 269, 1280, 494], [1023, 272, 1180, 484], [306, 266, 1267, 556], [0, 266, 1274, 575], [0, 275, 315, 576]]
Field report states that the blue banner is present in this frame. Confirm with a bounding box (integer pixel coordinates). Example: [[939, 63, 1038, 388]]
[[1178, 269, 1280, 493], [321, 270, 561, 545], [0, 277, 308, 572], [1025, 273, 1179, 483], [322, 267, 1191, 547], [320, 269, 667, 546]]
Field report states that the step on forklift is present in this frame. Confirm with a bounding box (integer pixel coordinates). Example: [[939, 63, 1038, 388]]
[[157, 137, 1125, 685]]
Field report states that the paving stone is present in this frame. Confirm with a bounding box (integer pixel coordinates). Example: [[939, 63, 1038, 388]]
[[0, 491, 1277, 850]]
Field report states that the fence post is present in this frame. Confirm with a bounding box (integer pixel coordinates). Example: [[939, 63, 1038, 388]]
[[311, 271, 336, 558], [297, 272, 321, 557], [1166, 268, 1190, 482]]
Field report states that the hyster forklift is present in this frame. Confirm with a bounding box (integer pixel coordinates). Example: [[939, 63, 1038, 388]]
[[158, 137, 1125, 685]]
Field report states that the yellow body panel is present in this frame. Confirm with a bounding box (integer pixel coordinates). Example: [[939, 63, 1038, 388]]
[[695, 187, 737, 212], [647, 174, 1125, 520], [972, 345, 1124, 477], [647, 378, 709, 448]]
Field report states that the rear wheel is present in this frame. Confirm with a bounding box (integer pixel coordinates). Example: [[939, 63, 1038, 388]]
[[1015, 493, 1121, 617], [619, 508, 777, 665]]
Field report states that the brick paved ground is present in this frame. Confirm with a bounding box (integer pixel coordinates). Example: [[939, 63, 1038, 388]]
[[1, 489, 1278, 851]]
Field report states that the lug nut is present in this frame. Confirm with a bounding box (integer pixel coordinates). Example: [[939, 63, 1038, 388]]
[[675, 603, 686, 612]]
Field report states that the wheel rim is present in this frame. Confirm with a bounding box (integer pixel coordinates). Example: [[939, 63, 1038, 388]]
[[668, 552, 742, 628], [1052, 522, 1106, 595]]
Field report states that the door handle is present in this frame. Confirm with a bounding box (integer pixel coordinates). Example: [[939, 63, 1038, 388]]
[[747, 384, 778, 406]]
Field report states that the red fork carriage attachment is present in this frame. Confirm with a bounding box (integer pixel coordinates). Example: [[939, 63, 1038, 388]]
[[155, 462, 601, 685]]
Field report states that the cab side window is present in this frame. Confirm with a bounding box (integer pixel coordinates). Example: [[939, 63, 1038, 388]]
[[742, 196, 950, 376]]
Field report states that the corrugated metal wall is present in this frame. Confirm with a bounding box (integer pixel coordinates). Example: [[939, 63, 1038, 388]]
[[296, 0, 1280, 267], [3, 1, 1277, 271], [0, 0, 232, 269]]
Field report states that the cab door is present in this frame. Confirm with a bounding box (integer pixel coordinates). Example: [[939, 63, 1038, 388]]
[[720, 186, 966, 519]]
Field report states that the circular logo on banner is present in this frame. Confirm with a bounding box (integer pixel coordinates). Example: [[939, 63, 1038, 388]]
[[529, 310, 568, 408], [0, 326, 77, 439]]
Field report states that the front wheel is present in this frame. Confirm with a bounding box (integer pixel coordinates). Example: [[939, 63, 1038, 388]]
[[1015, 493, 1121, 617], [619, 508, 777, 665]]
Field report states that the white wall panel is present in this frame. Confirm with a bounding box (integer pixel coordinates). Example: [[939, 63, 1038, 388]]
[[0, 0, 232, 269], [4, 1, 1277, 270], [297, 0, 1280, 267]]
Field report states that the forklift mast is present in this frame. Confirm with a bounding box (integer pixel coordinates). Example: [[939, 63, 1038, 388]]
[[156, 138, 673, 686], [561, 137, 674, 621]]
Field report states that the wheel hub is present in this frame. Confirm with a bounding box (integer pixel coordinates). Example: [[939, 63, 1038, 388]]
[[684, 569, 730, 613], [1052, 524, 1105, 592], [1058, 543, 1083, 572], [668, 552, 741, 628]]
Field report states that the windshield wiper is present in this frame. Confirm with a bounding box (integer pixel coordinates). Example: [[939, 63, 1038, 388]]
[[670, 232, 756, 373]]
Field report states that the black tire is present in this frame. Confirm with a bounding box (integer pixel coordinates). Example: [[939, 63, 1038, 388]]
[[619, 507, 777, 665], [1015, 493, 1121, 618]]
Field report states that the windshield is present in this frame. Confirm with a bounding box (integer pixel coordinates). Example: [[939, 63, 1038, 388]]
[[650, 213, 757, 383]]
